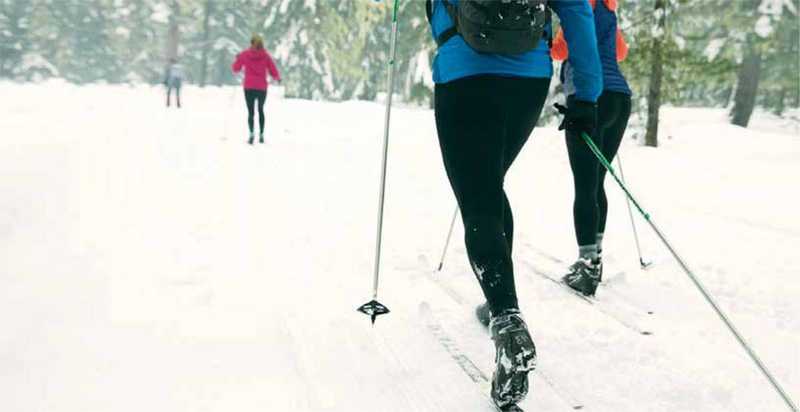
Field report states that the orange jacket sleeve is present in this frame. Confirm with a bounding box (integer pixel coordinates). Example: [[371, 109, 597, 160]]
[[615, 28, 628, 62], [550, 28, 569, 62]]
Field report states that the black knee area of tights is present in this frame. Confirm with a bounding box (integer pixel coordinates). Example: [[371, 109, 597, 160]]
[[574, 187, 600, 211], [464, 216, 506, 259]]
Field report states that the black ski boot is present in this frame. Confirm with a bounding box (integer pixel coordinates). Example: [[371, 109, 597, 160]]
[[597, 258, 603, 283], [562, 258, 601, 296], [248, 132, 254, 145], [490, 311, 537, 409], [259, 133, 265, 144], [476, 302, 491, 327], [597, 249, 604, 282]]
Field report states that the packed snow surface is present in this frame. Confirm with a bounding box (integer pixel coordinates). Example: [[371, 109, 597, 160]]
[[1, 81, 798, 412]]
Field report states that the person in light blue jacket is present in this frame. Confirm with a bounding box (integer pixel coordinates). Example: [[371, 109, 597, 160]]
[[427, 0, 602, 408], [163, 57, 184, 108]]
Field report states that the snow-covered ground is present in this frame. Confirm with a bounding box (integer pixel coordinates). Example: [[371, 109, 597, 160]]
[[1, 81, 798, 412]]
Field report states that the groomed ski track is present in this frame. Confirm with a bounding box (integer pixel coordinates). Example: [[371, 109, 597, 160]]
[[0, 83, 797, 412]]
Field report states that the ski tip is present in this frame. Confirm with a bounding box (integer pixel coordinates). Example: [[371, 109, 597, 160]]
[[436, 263, 443, 272]]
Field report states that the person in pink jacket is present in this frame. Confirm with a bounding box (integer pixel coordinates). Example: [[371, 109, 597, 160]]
[[231, 34, 281, 144]]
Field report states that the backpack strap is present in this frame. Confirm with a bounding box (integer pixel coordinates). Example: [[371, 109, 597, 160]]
[[545, 4, 553, 49], [426, 0, 459, 47]]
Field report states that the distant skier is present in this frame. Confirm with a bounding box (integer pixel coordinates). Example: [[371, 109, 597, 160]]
[[551, 0, 633, 297], [427, 0, 601, 410], [164, 57, 184, 108], [231, 34, 281, 145]]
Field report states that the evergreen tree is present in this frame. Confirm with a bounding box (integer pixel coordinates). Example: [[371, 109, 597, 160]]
[[0, 0, 796, 124], [209, 0, 256, 86], [113, 0, 165, 83], [0, 0, 35, 79], [36, 0, 123, 83], [197, 0, 213, 86], [645, 0, 668, 147]]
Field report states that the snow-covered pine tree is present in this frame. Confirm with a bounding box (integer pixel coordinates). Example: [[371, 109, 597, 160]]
[[760, 1, 800, 115], [645, 0, 668, 147], [36, 0, 123, 84], [397, 0, 435, 107], [209, 0, 257, 86], [0, 0, 35, 79], [733, 0, 799, 121], [197, 0, 213, 87], [112, 0, 165, 84]]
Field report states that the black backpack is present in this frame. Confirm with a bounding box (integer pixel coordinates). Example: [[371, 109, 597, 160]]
[[426, 0, 550, 55]]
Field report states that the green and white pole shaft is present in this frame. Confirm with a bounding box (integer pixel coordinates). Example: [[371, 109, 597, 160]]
[[581, 132, 797, 412], [370, 0, 400, 301]]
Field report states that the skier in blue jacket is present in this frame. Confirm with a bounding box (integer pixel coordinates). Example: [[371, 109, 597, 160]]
[[428, 1, 602, 409], [552, 0, 633, 297]]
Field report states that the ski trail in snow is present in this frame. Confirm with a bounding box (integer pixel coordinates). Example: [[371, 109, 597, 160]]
[[421, 269, 585, 410], [523, 244, 656, 315], [420, 263, 698, 411], [672, 201, 800, 239], [419, 302, 501, 411], [517, 259, 654, 336], [536, 372, 584, 410], [281, 309, 491, 411], [2, 83, 797, 411], [420, 301, 579, 411], [522, 243, 566, 265], [519, 251, 654, 317]]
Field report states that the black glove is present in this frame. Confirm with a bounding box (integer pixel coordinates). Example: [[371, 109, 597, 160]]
[[554, 97, 597, 136]]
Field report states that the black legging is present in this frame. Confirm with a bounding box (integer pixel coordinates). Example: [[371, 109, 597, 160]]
[[435, 75, 550, 315], [244, 89, 267, 134], [565, 91, 632, 247], [166, 85, 181, 107]]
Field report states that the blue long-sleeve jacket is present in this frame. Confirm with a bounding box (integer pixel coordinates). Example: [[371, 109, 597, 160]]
[[429, 0, 603, 102], [562, 0, 631, 96], [594, 0, 631, 94]]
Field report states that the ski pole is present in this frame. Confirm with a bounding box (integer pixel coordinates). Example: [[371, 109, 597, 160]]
[[616, 152, 651, 269], [580, 132, 797, 412], [436, 205, 459, 271], [358, 0, 400, 325]]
